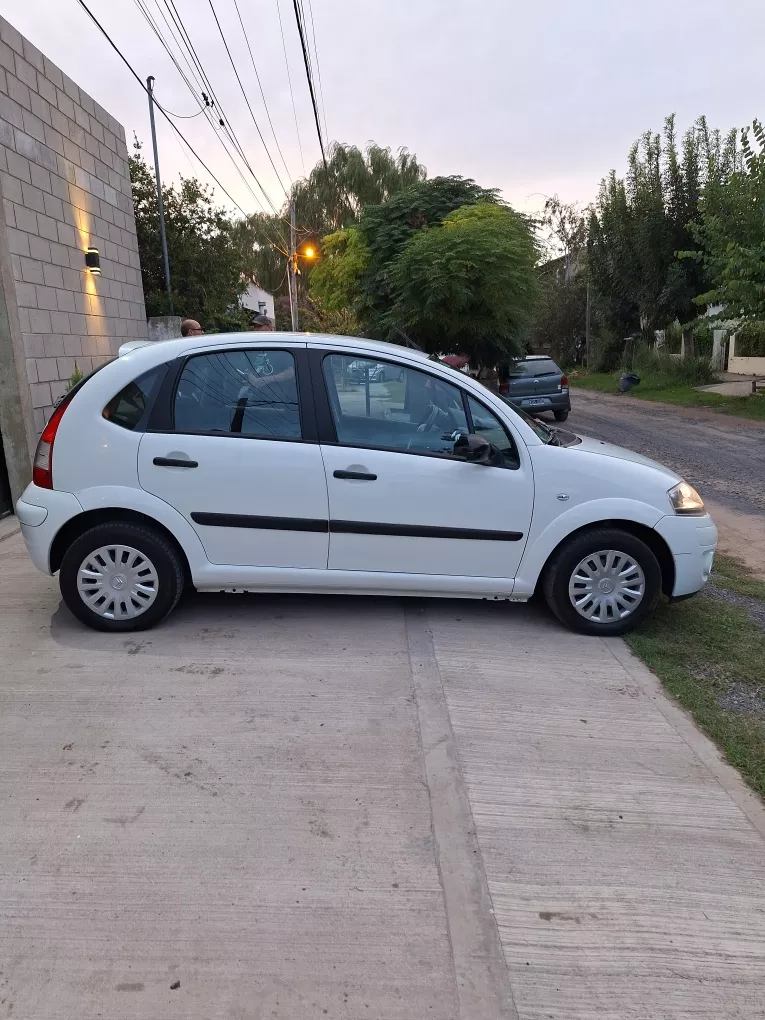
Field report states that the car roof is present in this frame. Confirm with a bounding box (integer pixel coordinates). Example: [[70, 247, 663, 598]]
[[118, 331, 431, 363], [523, 354, 555, 361]]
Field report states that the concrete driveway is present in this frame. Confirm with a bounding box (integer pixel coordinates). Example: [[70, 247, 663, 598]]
[[1, 530, 764, 1019]]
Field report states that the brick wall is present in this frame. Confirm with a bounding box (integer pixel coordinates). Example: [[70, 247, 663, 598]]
[[0, 16, 147, 433]]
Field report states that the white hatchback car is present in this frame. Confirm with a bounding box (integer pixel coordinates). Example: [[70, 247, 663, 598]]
[[16, 333, 717, 634]]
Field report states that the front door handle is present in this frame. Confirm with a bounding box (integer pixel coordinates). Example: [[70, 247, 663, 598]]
[[333, 469, 377, 481], [153, 457, 198, 468]]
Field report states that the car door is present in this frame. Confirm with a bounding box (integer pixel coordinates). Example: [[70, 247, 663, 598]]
[[138, 344, 329, 568], [314, 351, 534, 580]]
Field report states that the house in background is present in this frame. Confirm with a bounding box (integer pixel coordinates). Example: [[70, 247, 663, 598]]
[[240, 282, 274, 323]]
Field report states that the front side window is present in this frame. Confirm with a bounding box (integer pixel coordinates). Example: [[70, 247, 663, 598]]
[[467, 396, 519, 467], [103, 366, 165, 430], [323, 355, 468, 456], [173, 349, 301, 439]]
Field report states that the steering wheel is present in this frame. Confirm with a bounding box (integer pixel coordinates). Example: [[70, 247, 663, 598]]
[[416, 401, 459, 434]]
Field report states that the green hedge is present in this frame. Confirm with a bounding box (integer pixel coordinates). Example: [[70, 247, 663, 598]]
[[736, 322, 765, 358]]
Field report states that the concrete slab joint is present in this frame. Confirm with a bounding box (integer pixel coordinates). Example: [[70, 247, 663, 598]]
[[406, 609, 519, 1019]]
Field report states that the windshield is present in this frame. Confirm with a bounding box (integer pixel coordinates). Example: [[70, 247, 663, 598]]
[[507, 358, 559, 377]]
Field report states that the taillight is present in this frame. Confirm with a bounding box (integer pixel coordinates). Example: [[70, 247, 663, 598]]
[[499, 381, 509, 394], [560, 375, 568, 390], [32, 394, 73, 489]]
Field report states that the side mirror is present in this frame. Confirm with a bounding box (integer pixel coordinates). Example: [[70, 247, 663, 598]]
[[452, 432, 494, 464]]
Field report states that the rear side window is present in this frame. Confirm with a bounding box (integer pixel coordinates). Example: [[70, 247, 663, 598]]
[[102, 366, 165, 430], [173, 349, 301, 439]]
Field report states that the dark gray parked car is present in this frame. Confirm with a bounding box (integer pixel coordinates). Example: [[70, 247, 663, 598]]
[[498, 355, 570, 421]]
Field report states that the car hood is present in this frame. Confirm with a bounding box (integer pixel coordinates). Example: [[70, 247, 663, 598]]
[[571, 434, 682, 482]]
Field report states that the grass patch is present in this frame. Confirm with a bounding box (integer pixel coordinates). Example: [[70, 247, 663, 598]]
[[570, 370, 765, 420], [626, 554, 765, 798]]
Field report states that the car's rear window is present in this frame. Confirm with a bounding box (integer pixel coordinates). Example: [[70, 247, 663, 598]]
[[507, 358, 559, 377]]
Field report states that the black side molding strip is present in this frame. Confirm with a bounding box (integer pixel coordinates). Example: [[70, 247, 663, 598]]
[[332, 520, 523, 542], [190, 513, 328, 533], [190, 513, 523, 542]]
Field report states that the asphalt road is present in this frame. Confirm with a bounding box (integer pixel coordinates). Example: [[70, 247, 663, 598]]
[[564, 389, 765, 518]]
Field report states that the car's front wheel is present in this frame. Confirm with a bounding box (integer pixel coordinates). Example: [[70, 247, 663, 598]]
[[59, 522, 184, 632], [542, 528, 662, 635]]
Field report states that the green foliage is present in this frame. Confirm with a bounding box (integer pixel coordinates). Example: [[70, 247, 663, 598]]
[[528, 198, 588, 363], [632, 347, 715, 386], [308, 227, 370, 311], [529, 272, 587, 363], [588, 116, 708, 339], [299, 298, 364, 336], [292, 142, 427, 235], [388, 203, 539, 364], [357, 176, 501, 336], [627, 554, 765, 798], [129, 148, 256, 328], [689, 120, 765, 319], [65, 363, 84, 391], [590, 330, 625, 373], [736, 320, 765, 357]]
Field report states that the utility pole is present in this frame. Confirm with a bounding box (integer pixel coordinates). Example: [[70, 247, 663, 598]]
[[288, 193, 299, 330], [146, 76, 172, 311], [585, 278, 592, 367]]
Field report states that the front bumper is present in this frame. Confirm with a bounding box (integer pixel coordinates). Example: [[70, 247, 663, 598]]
[[503, 390, 571, 414], [16, 484, 83, 574], [654, 513, 718, 598]]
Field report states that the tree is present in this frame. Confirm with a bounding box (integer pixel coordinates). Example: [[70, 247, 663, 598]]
[[308, 227, 370, 311], [129, 149, 256, 328], [388, 203, 539, 364], [357, 175, 502, 336], [587, 116, 707, 341], [688, 120, 765, 319], [528, 197, 588, 363], [291, 142, 427, 235]]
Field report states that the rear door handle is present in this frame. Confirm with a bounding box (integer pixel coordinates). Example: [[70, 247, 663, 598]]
[[153, 457, 198, 468], [333, 469, 377, 481]]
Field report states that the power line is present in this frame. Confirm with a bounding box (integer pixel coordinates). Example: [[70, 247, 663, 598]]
[[206, 0, 291, 201], [159, 0, 282, 212], [76, 0, 249, 216], [133, 0, 272, 216], [291, 0, 328, 173], [233, 0, 294, 184], [275, 0, 305, 175], [139, 0, 290, 230], [304, 0, 329, 145]]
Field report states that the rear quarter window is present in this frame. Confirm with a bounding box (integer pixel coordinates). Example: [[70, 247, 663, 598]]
[[102, 366, 166, 431]]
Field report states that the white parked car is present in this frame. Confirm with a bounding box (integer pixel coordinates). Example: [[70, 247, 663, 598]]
[[16, 333, 716, 634]]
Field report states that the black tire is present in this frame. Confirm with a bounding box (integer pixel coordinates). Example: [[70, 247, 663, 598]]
[[542, 527, 662, 636], [554, 409, 569, 422], [59, 522, 185, 632]]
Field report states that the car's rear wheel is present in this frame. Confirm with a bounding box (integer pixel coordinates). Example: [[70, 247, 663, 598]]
[[542, 528, 662, 635], [59, 522, 184, 632], [554, 409, 569, 422]]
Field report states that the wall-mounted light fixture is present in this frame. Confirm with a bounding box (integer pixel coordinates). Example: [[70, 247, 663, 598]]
[[85, 246, 101, 275]]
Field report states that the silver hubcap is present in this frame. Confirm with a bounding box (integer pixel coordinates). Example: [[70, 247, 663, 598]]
[[76, 544, 159, 620], [568, 549, 646, 624]]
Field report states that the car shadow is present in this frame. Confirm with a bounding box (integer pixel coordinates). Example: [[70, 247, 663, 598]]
[[48, 588, 559, 654]]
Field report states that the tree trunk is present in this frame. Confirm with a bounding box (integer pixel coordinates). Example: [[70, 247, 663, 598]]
[[681, 328, 695, 360]]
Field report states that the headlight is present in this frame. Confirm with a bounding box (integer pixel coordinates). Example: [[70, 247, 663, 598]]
[[668, 481, 705, 515]]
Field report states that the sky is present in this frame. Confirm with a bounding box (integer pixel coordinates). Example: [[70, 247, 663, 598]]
[[7, 0, 765, 219]]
